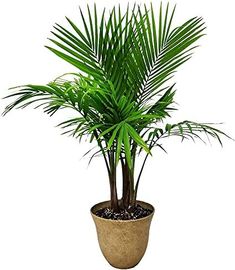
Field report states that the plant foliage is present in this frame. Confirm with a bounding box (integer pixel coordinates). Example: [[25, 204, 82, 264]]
[[2, 3, 230, 211]]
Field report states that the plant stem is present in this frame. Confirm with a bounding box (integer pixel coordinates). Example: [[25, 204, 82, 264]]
[[93, 130, 111, 176], [133, 153, 149, 202], [130, 144, 137, 206], [133, 132, 166, 203], [110, 146, 119, 211], [120, 157, 130, 209]]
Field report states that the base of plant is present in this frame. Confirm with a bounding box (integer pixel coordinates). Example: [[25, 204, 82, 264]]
[[95, 204, 153, 220]]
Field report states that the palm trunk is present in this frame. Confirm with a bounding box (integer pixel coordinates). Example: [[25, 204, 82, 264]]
[[120, 158, 135, 209], [121, 158, 130, 209], [110, 174, 119, 211], [109, 148, 119, 212]]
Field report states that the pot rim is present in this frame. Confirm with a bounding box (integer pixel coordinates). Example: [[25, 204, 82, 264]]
[[90, 200, 155, 223]]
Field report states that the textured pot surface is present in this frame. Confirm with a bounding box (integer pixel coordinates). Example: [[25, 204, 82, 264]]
[[91, 200, 154, 269]]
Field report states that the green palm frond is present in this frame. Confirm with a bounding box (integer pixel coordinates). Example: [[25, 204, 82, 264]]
[[147, 120, 231, 149], [146, 84, 176, 118], [3, 83, 79, 116], [2, 3, 229, 174], [126, 3, 205, 105]]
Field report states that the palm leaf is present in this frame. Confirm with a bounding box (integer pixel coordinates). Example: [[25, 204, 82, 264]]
[[125, 4, 205, 107]]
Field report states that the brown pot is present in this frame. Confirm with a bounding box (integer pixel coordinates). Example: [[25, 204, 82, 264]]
[[91, 200, 154, 269]]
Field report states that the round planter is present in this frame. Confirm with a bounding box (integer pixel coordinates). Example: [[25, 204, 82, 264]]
[[91, 200, 154, 269]]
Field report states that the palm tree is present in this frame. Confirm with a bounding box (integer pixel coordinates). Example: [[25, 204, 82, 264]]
[[3, 3, 229, 212]]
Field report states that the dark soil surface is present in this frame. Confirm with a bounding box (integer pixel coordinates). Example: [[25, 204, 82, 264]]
[[95, 204, 153, 220]]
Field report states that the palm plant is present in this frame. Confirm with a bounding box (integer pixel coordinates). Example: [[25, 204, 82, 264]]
[[3, 3, 229, 213]]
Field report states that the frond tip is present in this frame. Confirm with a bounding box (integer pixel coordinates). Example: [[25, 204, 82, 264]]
[[148, 120, 232, 148]]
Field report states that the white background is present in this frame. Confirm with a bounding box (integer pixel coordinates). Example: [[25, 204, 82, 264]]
[[0, 0, 235, 269]]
